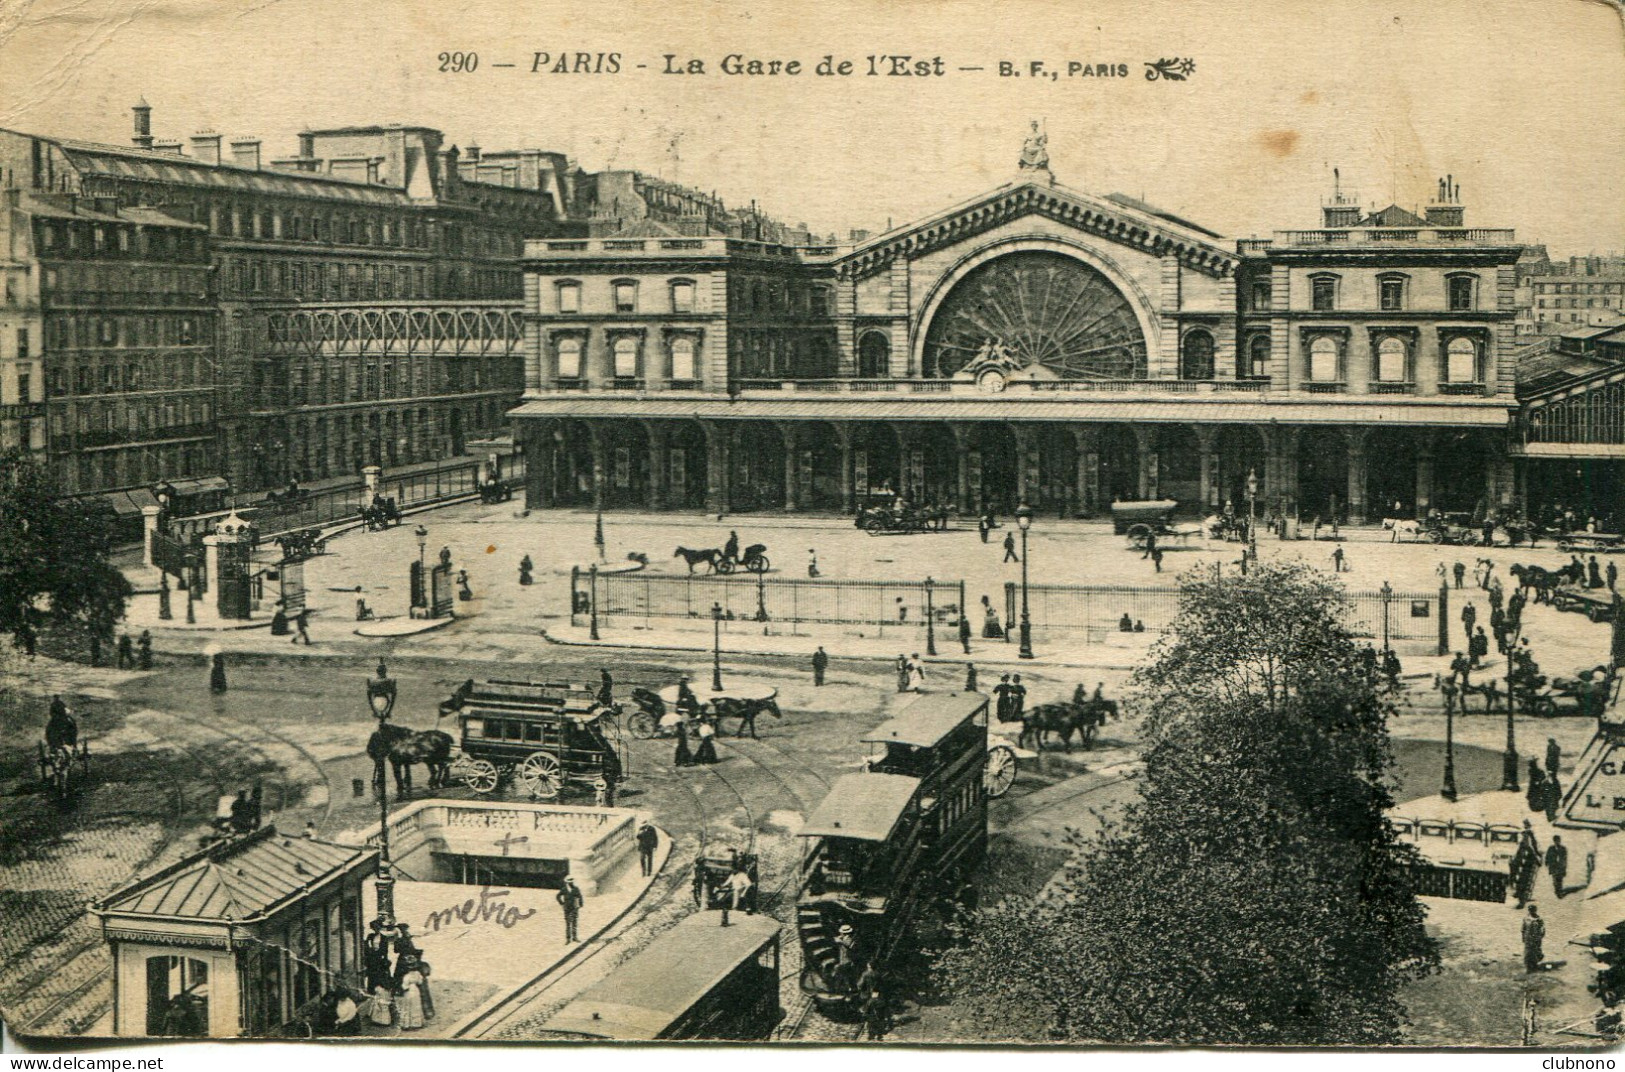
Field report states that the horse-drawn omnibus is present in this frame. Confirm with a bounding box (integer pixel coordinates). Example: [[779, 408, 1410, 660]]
[[541, 914, 783, 1040], [439, 679, 622, 800], [796, 692, 988, 1012]]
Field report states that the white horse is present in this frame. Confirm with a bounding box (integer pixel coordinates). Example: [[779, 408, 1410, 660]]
[[1382, 518, 1422, 543]]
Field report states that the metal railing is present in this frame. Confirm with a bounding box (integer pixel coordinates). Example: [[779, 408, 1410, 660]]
[[1004, 581, 1444, 648], [578, 571, 964, 639]]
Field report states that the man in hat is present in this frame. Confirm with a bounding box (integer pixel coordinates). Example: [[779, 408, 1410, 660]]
[[1009, 674, 1027, 723], [636, 820, 659, 877], [137, 630, 153, 670], [811, 646, 828, 687], [1545, 835, 1569, 899], [720, 864, 753, 927], [834, 923, 858, 989], [557, 875, 584, 943], [1521, 904, 1545, 974]]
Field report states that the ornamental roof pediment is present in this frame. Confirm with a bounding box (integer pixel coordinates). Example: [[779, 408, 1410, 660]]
[[834, 181, 1239, 281]]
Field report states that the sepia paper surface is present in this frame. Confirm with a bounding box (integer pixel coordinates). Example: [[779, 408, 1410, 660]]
[[1, 0, 1623, 1057]]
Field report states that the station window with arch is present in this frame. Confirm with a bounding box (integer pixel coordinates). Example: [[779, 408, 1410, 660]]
[[1374, 335, 1412, 384], [612, 279, 638, 314], [1378, 273, 1409, 312], [1307, 335, 1343, 384], [670, 279, 696, 314], [669, 335, 699, 382], [1443, 335, 1482, 386], [858, 331, 891, 378], [1243, 334, 1272, 379], [1180, 329, 1215, 380], [1310, 274, 1339, 312], [612, 335, 641, 379], [554, 280, 580, 314], [554, 335, 583, 379], [1447, 273, 1478, 312]]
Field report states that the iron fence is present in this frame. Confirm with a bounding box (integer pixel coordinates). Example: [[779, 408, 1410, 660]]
[[1006, 581, 1445, 650], [577, 571, 963, 640]]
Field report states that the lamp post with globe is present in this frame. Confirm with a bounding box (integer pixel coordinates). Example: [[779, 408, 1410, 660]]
[[366, 666, 399, 925], [1016, 503, 1034, 660]]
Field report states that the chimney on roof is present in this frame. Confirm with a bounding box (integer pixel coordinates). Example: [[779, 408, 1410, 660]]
[[190, 132, 222, 166], [230, 138, 262, 170], [465, 143, 481, 164], [1424, 174, 1465, 227], [152, 140, 185, 156], [132, 98, 154, 150]]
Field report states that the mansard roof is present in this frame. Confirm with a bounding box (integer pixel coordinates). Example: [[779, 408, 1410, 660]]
[[834, 180, 1239, 281]]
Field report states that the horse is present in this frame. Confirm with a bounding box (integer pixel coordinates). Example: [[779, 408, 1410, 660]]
[[673, 546, 721, 574], [1510, 563, 1561, 605], [367, 722, 455, 794], [1070, 686, 1117, 748], [1019, 701, 1090, 753], [1382, 518, 1422, 543], [713, 695, 782, 739]]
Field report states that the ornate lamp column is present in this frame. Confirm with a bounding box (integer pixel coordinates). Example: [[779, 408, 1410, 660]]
[[1016, 503, 1034, 660], [711, 601, 725, 692], [366, 667, 398, 925]]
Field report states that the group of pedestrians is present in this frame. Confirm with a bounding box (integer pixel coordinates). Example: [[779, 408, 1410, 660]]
[[361, 919, 435, 1031], [894, 654, 927, 692], [113, 630, 155, 669], [670, 678, 721, 768]]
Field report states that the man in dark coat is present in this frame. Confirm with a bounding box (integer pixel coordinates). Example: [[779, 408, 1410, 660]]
[[958, 614, 972, 654], [862, 988, 889, 1041], [597, 669, 614, 707], [723, 531, 740, 564], [1545, 771, 1563, 824], [1521, 904, 1545, 973], [1470, 626, 1489, 668], [964, 664, 978, 692], [1453, 561, 1467, 589], [1545, 835, 1569, 898], [1526, 760, 1546, 815], [1547, 738, 1562, 779], [1003, 531, 1019, 563], [811, 646, 828, 686], [1461, 602, 1477, 648], [1009, 675, 1027, 722], [137, 630, 153, 669], [557, 876, 584, 943], [636, 821, 659, 877]]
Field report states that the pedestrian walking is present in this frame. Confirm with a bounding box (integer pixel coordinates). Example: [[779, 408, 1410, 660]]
[[293, 608, 311, 645], [906, 654, 926, 693], [958, 613, 972, 654], [862, 989, 889, 1041], [1470, 626, 1488, 668], [673, 719, 693, 768], [807, 549, 820, 578], [557, 876, 584, 943], [1328, 546, 1343, 572], [978, 514, 990, 543], [1526, 760, 1546, 814], [518, 555, 533, 585], [812, 646, 828, 686], [1546, 737, 1562, 779], [1545, 771, 1563, 824], [117, 633, 134, 669], [1142, 531, 1157, 561], [396, 959, 426, 1031], [694, 717, 719, 765], [1151, 547, 1164, 573], [636, 820, 659, 877], [1489, 578, 1504, 613], [895, 597, 907, 625], [209, 652, 228, 693], [1009, 674, 1027, 722], [964, 663, 978, 692], [1608, 560, 1618, 590], [1436, 561, 1449, 586], [1521, 904, 1545, 973], [1453, 561, 1466, 589], [1512, 822, 1541, 909], [1002, 531, 1018, 563], [981, 596, 1004, 638], [993, 674, 1014, 722], [1545, 836, 1569, 898]]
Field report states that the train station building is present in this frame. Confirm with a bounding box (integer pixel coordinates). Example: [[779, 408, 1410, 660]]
[[511, 153, 1527, 523]]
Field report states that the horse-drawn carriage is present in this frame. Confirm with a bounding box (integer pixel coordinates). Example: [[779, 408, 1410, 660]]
[[439, 679, 622, 799], [275, 527, 325, 561], [1422, 513, 1478, 545], [856, 500, 940, 536], [1111, 500, 1204, 551], [672, 543, 770, 574], [38, 737, 89, 799], [624, 683, 782, 739], [360, 495, 401, 532], [1525, 666, 1620, 719]]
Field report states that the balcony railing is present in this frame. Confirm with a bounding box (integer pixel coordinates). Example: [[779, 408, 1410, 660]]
[[1369, 381, 1415, 395], [1274, 228, 1517, 247], [1304, 381, 1347, 394], [1438, 381, 1486, 396]]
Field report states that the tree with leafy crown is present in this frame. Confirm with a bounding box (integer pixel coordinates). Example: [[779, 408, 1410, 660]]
[[934, 561, 1438, 1044], [0, 450, 133, 662]]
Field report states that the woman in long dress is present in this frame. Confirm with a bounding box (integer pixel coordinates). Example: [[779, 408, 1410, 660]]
[[906, 656, 926, 693], [416, 960, 436, 1020], [396, 962, 425, 1031], [673, 718, 693, 767], [694, 717, 719, 765], [982, 602, 1004, 639], [367, 982, 394, 1027]]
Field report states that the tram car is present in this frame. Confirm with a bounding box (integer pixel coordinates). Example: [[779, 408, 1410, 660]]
[[796, 692, 989, 1011], [541, 914, 783, 1040], [440, 678, 622, 800]]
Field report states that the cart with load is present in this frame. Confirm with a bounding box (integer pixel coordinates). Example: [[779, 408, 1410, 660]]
[[1111, 499, 1204, 550]]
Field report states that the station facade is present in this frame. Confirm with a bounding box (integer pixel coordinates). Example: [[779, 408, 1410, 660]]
[[512, 164, 1524, 523]]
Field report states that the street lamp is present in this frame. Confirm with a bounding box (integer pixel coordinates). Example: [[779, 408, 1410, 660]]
[[1502, 621, 1522, 793], [1246, 468, 1259, 566], [595, 503, 606, 564], [588, 564, 600, 641], [414, 525, 428, 572], [1442, 679, 1458, 802], [366, 665, 398, 926], [1380, 581, 1393, 653], [711, 601, 725, 692], [1016, 503, 1034, 660]]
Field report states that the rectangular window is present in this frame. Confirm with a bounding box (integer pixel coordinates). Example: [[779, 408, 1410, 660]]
[[613, 337, 638, 378], [556, 337, 582, 379], [1311, 277, 1336, 312], [1379, 278, 1405, 312], [1448, 276, 1476, 312], [614, 282, 637, 313], [16, 328, 28, 359], [17, 372, 31, 404], [556, 282, 580, 314], [1251, 280, 1272, 311], [670, 280, 695, 313]]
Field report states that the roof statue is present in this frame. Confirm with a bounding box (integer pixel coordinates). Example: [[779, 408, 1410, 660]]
[[1018, 120, 1051, 176]]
